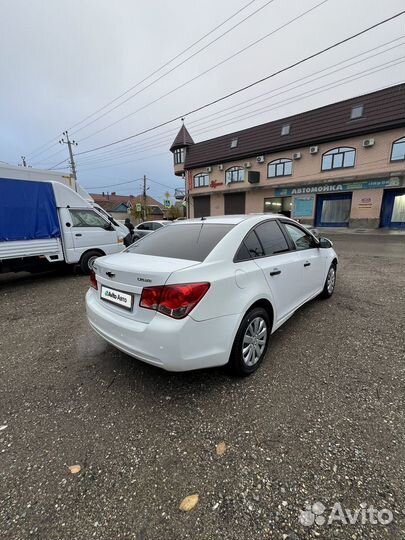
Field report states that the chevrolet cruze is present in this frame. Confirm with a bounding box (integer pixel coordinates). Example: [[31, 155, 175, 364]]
[[86, 215, 337, 375]]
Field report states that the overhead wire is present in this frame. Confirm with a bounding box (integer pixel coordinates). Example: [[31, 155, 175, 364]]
[[72, 39, 405, 167], [76, 0, 329, 144], [71, 0, 277, 138], [73, 60, 405, 172], [71, 10, 405, 158], [25, 0, 262, 161]]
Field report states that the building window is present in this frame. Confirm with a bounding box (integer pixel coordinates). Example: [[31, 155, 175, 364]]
[[391, 137, 405, 161], [321, 147, 356, 171], [225, 166, 245, 184], [281, 124, 290, 136], [230, 138, 238, 148], [173, 147, 185, 164], [351, 105, 364, 119], [267, 158, 292, 178], [193, 173, 209, 188]]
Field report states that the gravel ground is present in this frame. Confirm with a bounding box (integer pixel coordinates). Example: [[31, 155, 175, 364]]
[[0, 234, 404, 540]]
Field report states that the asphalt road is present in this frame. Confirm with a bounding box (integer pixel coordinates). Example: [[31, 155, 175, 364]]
[[0, 234, 404, 540]]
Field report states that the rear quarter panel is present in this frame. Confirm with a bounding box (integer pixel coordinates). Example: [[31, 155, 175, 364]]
[[167, 260, 273, 323]]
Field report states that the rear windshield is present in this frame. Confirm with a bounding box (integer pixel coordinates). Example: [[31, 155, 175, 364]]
[[126, 223, 234, 261]]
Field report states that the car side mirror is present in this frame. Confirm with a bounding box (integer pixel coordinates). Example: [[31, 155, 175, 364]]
[[318, 237, 333, 248]]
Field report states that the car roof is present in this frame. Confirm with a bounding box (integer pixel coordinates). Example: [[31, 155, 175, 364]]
[[173, 214, 281, 225], [140, 220, 167, 224]]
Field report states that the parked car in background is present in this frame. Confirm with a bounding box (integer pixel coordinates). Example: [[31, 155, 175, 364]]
[[86, 214, 337, 375]]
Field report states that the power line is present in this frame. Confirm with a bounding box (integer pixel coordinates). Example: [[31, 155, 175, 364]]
[[190, 57, 405, 136], [74, 71, 405, 174], [72, 0, 276, 139], [74, 61, 405, 172], [72, 151, 169, 172], [188, 37, 405, 129], [74, 10, 405, 158], [77, 0, 329, 144], [85, 177, 144, 190], [84, 175, 174, 191], [71, 39, 405, 167], [49, 42, 405, 172], [25, 0, 259, 161]]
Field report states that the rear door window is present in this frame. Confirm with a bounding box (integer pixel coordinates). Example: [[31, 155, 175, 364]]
[[127, 223, 234, 261], [254, 220, 289, 255], [235, 230, 264, 261]]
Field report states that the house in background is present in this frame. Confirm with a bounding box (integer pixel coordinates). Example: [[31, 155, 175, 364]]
[[91, 192, 165, 221]]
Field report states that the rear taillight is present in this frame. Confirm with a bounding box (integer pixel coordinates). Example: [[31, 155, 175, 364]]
[[139, 282, 210, 319], [90, 270, 98, 290]]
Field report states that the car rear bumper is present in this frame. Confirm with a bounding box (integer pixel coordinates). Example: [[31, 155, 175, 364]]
[[85, 289, 239, 371]]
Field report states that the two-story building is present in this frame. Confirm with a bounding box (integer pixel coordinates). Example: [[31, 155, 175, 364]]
[[170, 84, 405, 228]]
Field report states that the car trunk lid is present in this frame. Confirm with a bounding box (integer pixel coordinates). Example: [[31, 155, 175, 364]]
[[93, 253, 199, 322]]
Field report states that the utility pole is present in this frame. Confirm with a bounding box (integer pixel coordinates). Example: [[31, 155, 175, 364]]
[[143, 175, 147, 221], [59, 130, 78, 185]]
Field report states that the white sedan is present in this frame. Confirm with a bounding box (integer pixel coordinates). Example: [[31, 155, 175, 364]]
[[86, 215, 337, 375]]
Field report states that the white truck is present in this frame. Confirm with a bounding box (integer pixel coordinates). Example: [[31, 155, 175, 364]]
[[0, 165, 128, 274]]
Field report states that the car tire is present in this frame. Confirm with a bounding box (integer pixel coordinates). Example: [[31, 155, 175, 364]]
[[320, 262, 337, 299], [80, 250, 101, 274], [228, 307, 271, 376]]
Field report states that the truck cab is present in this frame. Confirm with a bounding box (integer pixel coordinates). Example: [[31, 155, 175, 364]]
[[58, 206, 125, 272]]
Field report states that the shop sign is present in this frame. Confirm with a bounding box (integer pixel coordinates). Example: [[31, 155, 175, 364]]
[[358, 197, 372, 209], [210, 180, 224, 189], [275, 177, 401, 197]]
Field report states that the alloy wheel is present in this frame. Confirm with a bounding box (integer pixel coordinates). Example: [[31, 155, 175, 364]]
[[242, 316, 268, 367], [327, 266, 336, 294]]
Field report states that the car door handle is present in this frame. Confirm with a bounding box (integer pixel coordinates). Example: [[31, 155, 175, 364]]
[[304, 261, 311, 267], [75, 233, 82, 237], [270, 269, 281, 276]]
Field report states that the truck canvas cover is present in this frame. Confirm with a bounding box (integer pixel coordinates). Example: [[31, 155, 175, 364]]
[[0, 179, 61, 241]]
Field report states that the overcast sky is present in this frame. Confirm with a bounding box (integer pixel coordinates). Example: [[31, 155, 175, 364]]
[[1, 0, 404, 201]]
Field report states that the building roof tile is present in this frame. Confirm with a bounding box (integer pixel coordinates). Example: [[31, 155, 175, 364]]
[[170, 124, 195, 151], [183, 83, 405, 169]]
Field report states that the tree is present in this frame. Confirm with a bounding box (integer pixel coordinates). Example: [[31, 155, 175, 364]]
[[167, 205, 182, 220], [130, 204, 152, 222]]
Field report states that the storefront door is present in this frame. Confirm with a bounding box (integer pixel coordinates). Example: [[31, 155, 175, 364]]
[[315, 193, 352, 227], [380, 189, 405, 229], [193, 195, 211, 218], [224, 192, 246, 215]]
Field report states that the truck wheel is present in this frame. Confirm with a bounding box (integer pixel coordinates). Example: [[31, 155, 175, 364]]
[[80, 251, 102, 274]]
